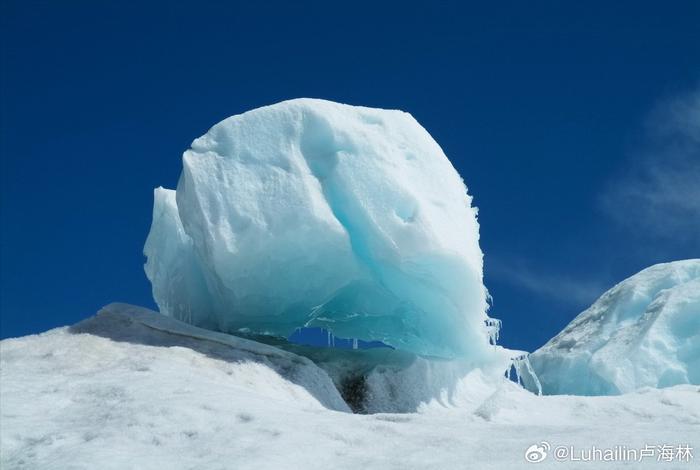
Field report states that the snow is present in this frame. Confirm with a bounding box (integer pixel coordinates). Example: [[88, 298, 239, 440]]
[[530, 259, 700, 395], [144, 99, 490, 358], [2, 304, 699, 469]]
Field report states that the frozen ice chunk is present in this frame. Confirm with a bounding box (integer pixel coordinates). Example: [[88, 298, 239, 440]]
[[144, 99, 492, 358], [144, 188, 215, 329], [530, 259, 700, 395]]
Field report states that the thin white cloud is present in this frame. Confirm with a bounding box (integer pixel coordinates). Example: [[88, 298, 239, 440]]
[[487, 260, 606, 308], [601, 87, 700, 244]]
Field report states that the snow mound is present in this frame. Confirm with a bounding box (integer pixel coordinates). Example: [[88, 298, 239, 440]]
[[52, 303, 347, 411], [3, 306, 699, 469], [144, 98, 490, 358], [530, 259, 700, 395]]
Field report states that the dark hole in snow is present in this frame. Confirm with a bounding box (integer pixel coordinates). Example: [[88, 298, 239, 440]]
[[340, 374, 368, 414]]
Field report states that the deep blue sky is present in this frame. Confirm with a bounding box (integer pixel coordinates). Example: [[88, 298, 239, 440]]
[[1, 1, 699, 352]]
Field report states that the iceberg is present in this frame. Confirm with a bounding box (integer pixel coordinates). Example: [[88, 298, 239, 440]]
[[144, 99, 492, 358], [529, 259, 700, 395]]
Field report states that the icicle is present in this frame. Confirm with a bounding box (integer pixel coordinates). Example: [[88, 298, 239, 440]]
[[327, 330, 332, 347], [509, 353, 542, 396], [179, 305, 192, 324], [484, 318, 502, 346], [513, 355, 524, 385], [522, 355, 543, 396], [352, 338, 358, 350]]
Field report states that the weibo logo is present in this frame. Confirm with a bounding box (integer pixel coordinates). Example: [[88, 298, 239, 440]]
[[524, 441, 550, 463]]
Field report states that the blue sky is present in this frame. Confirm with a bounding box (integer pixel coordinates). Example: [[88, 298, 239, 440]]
[[1, 1, 698, 352]]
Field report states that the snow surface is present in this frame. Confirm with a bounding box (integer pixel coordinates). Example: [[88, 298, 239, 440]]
[[144, 99, 490, 358], [530, 259, 700, 395], [2, 304, 699, 469]]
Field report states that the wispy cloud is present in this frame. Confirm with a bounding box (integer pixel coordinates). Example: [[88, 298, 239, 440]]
[[487, 88, 700, 312], [487, 260, 606, 308], [601, 87, 700, 245]]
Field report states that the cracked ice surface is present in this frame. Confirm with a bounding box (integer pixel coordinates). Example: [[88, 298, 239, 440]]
[[144, 99, 492, 358]]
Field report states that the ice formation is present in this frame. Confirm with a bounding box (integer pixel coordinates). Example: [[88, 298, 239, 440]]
[[507, 353, 542, 396], [529, 259, 700, 395], [485, 318, 502, 346], [144, 99, 493, 358]]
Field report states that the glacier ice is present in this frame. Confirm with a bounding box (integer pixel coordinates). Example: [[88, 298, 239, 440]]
[[485, 318, 502, 346], [144, 99, 493, 358], [529, 259, 700, 395], [508, 353, 542, 396]]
